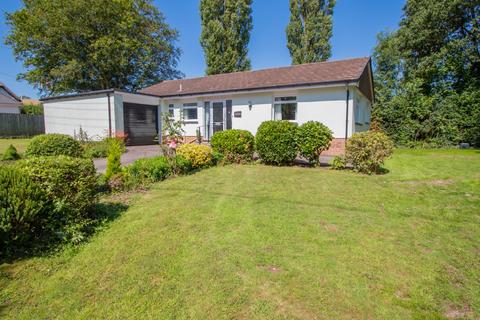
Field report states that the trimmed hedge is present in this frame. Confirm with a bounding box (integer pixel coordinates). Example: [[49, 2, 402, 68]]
[[345, 131, 394, 174], [210, 129, 255, 163], [25, 134, 83, 158], [15, 156, 98, 219], [296, 121, 333, 166], [255, 121, 298, 165], [176, 144, 214, 169], [0, 166, 52, 254]]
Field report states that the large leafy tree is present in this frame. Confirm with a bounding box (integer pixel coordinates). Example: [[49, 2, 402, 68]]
[[286, 0, 335, 65], [373, 0, 480, 146], [5, 0, 183, 96], [200, 0, 253, 75]]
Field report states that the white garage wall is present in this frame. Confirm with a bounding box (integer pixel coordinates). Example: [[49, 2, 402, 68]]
[[44, 94, 113, 140], [0, 105, 21, 114]]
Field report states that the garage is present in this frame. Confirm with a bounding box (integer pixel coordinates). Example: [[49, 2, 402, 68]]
[[123, 103, 158, 145], [41, 89, 161, 145]]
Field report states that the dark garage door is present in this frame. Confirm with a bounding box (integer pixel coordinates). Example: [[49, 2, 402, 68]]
[[123, 103, 158, 145]]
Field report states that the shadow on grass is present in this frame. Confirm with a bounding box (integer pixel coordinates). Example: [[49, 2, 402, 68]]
[[0, 201, 129, 264]]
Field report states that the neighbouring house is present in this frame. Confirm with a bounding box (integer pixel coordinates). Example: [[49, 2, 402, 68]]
[[0, 82, 22, 114], [41, 57, 373, 154]]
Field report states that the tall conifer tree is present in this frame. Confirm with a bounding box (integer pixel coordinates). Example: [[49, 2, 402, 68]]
[[286, 0, 335, 64], [200, 0, 253, 75]]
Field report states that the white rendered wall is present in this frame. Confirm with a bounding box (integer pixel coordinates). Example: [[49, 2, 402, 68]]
[[162, 86, 363, 139], [44, 95, 113, 140]]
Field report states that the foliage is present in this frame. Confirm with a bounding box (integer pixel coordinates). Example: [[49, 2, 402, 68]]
[[255, 121, 298, 165], [330, 155, 346, 170], [83, 138, 126, 159], [286, 0, 336, 64], [170, 155, 193, 175], [5, 0, 182, 95], [105, 139, 123, 180], [176, 144, 214, 169], [0, 166, 52, 255], [345, 131, 394, 174], [210, 129, 255, 163], [15, 156, 98, 218], [200, 0, 253, 75], [25, 134, 83, 158], [162, 112, 184, 143], [2, 145, 21, 161], [296, 121, 333, 166], [372, 0, 480, 147], [125, 156, 172, 187], [20, 103, 43, 115]]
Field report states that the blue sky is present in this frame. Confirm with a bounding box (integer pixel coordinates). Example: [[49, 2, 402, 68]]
[[0, 0, 405, 98]]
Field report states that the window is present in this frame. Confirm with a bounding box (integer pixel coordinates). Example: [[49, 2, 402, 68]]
[[183, 103, 198, 121], [168, 104, 174, 118], [274, 96, 297, 121], [355, 99, 362, 124]]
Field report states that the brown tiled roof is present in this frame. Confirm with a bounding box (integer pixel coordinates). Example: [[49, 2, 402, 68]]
[[141, 57, 371, 98]]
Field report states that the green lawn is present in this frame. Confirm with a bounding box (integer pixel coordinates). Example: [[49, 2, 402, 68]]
[[0, 138, 31, 156], [1, 149, 479, 319]]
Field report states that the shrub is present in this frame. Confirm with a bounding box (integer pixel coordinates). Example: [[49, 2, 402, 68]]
[[0, 166, 52, 254], [83, 137, 126, 158], [25, 134, 83, 158], [105, 139, 123, 179], [330, 155, 346, 170], [176, 144, 214, 169], [296, 121, 333, 166], [210, 129, 255, 163], [255, 121, 298, 165], [125, 156, 172, 186], [170, 155, 193, 175], [2, 145, 21, 161], [15, 156, 98, 221], [345, 131, 394, 174], [21, 103, 43, 115]]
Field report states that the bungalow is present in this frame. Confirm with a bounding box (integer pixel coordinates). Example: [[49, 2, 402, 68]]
[[41, 57, 373, 155]]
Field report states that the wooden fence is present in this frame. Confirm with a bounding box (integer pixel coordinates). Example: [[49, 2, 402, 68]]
[[0, 113, 45, 137]]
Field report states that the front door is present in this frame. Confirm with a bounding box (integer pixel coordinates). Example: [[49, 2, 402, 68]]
[[212, 102, 224, 134]]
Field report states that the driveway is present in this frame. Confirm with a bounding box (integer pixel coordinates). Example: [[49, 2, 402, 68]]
[[94, 145, 162, 173]]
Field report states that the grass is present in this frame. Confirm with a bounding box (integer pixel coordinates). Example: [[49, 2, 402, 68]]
[[1, 149, 479, 319], [0, 138, 31, 156]]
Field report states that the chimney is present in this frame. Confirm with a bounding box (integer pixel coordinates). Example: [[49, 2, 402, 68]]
[[179, 83, 183, 92]]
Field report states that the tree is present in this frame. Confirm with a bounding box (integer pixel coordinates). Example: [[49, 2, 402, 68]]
[[5, 0, 182, 96], [200, 0, 253, 75], [372, 0, 480, 147], [286, 0, 336, 65]]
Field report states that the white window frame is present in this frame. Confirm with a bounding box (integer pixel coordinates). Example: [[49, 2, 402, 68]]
[[182, 102, 198, 122], [168, 104, 175, 119], [273, 96, 297, 121]]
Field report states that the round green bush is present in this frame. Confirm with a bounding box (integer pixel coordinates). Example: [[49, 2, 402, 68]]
[[25, 134, 83, 158], [2, 144, 21, 161], [345, 131, 394, 174], [210, 129, 255, 163], [255, 121, 298, 165], [15, 156, 98, 219], [296, 121, 333, 166], [125, 156, 172, 186], [0, 166, 52, 255]]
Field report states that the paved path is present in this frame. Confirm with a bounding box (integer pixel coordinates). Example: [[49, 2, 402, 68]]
[[94, 145, 162, 173]]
